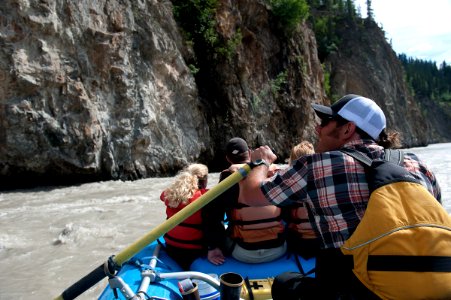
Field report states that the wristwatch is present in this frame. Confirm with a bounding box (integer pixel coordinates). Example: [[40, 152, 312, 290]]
[[251, 159, 270, 168]]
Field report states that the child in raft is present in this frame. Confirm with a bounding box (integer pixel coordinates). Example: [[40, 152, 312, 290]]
[[160, 163, 209, 270]]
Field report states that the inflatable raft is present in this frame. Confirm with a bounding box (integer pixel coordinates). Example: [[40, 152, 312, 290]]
[[98, 240, 315, 300], [55, 166, 314, 300]]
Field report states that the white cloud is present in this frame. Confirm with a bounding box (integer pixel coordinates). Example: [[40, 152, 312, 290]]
[[354, 0, 451, 64]]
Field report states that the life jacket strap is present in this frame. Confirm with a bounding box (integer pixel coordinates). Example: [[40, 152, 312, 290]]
[[231, 216, 282, 226]]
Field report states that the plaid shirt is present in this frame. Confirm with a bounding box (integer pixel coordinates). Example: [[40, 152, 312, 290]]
[[261, 139, 442, 249]]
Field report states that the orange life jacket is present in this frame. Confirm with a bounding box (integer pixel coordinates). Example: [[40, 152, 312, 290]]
[[287, 203, 318, 239], [230, 194, 285, 248], [161, 189, 207, 250]]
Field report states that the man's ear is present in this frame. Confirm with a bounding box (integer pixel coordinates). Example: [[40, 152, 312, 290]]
[[342, 122, 357, 139]]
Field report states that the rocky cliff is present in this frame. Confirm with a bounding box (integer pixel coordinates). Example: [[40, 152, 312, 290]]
[[0, 0, 445, 189], [326, 19, 436, 146], [1, 0, 210, 188]]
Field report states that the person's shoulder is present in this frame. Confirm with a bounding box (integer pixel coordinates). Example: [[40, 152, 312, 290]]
[[403, 151, 420, 161], [339, 141, 385, 158], [220, 164, 246, 179], [220, 168, 234, 176], [310, 151, 345, 160], [402, 151, 428, 169], [219, 169, 233, 182], [228, 163, 246, 172], [191, 189, 208, 201]]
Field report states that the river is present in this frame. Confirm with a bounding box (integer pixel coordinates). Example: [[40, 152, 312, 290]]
[[0, 143, 450, 300]]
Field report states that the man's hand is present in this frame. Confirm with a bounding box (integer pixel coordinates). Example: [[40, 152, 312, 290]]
[[207, 248, 225, 265], [251, 145, 277, 164]]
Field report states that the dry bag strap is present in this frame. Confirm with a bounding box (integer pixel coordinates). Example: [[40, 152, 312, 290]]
[[367, 255, 451, 272], [384, 149, 404, 165], [340, 148, 404, 166], [340, 148, 372, 166]]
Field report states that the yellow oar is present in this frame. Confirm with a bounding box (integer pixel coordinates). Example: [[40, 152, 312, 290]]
[[54, 164, 252, 300]]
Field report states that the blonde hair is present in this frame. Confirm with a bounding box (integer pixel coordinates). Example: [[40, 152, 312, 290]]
[[288, 141, 314, 165], [164, 163, 208, 208]]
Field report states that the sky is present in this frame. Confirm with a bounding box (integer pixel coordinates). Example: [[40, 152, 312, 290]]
[[354, 0, 451, 65]]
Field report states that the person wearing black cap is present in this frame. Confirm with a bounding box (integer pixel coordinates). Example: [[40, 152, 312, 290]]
[[202, 137, 250, 265], [202, 137, 286, 265], [238, 95, 441, 299]]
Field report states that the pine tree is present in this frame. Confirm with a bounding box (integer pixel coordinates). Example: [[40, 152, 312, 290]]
[[366, 0, 374, 19], [346, 0, 355, 19]]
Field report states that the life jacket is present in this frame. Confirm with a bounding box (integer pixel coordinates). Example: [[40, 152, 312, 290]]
[[286, 203, 318, 239], [230, 192, 285, 249], [340, 148, 451, 300], [161, 189, 207, 250]]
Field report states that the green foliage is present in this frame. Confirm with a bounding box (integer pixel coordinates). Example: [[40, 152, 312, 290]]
[[399, 54, 451, 104], [322, 64, 331, 97], [188, 64, 200, 75], [172, 0, 218, 43], [253, 70, 288, 108], [346, 0, 356, 20], [269, 0, 310, 33], [216, 30, 243, 61], [172, 0, 241, 65], [311, 16, 340, 60], [366, 0, 374, 20], [270, 71, 288, 95], [295, 55, 308, 76], [251, 93, 263, 112], [306, 0, 357, 61]]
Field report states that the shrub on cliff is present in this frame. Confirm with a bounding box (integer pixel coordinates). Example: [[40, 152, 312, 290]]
[[269, 0, 310, 33]]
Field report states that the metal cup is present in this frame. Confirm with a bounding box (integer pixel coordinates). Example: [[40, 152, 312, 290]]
[[219, 272, 243, 300]]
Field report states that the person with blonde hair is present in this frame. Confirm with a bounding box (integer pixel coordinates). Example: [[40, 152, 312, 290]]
[[160, 163, 209, 269], [288, 140, 315, 166], [285, 141, 321, 259]]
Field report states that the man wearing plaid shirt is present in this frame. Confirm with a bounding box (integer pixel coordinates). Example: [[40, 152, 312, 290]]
[[240, 94, 441, 299]]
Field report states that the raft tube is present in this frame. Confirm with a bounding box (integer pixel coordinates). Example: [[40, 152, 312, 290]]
[[98, 240, 315, 300]]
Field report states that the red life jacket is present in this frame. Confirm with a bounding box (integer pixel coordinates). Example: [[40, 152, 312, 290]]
[[161, 189, 207, 250]]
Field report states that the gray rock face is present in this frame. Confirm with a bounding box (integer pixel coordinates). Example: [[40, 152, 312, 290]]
[[0, 1, 445, 189], [326, 20, 432, 147], [1, 0, 209, 186]]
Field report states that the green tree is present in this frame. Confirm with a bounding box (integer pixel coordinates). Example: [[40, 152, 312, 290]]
[[366, 0, 374, 19], [399, 54, 451, 103], [269, 0, 310, 33], [346, 0, 355, 19]]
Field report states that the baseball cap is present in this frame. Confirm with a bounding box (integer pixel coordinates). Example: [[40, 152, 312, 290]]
[[226, 137, 249, 163], [312, 94, 386, 140]]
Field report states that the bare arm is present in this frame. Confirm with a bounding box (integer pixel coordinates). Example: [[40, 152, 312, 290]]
[[239, 146, 277, 206]]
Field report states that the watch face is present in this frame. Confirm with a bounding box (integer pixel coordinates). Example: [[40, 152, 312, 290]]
[[252, 159, 269, 167]]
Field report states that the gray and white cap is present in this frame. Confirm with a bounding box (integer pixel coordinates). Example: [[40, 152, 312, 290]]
[[312, 94, 386, 140]]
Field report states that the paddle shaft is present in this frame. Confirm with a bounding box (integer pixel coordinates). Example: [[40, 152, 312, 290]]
[[55, 164, 252, 300]]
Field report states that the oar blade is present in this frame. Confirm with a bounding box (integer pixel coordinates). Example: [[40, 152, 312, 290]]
[[55, 263, 106, 300]]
